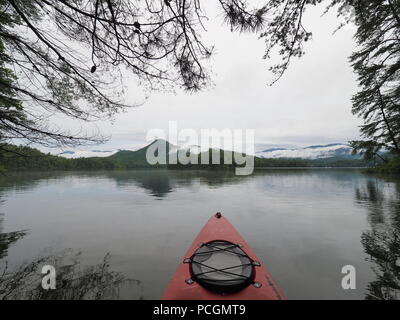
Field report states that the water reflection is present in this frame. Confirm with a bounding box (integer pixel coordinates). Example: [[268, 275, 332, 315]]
[[355, 180, 386, 225], [0, 229, 27, 260], [103, 170, 250, 198], [2, 168, 400, 299], [355, 176, 400, 300], [0, 215, 27, 260], [0, 177, 138, 300], [1, 170, 250, 200], [362, 229, 400, 300], [0, 250, 135, 300], [1, 216, 136, 299], [2, 169, 368, 201]]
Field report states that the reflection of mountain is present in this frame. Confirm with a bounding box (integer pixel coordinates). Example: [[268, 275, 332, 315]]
[[0, 169, 250, 201], [355, 177, 400, 300], [103, 169, 249, 199], [1, 169, 362, 202], [106, 170, 174, 198]]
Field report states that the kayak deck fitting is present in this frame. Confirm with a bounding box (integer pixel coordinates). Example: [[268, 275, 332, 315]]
[[162, 213, 285, 300]]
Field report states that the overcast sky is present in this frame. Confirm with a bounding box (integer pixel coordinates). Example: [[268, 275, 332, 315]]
[[50, 2, 361, 153]]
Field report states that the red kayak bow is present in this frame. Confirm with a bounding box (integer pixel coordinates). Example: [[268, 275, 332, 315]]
[[162, 213, 285, 300]]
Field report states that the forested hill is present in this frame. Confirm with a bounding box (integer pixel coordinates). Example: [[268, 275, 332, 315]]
[[0, 144, 123, 171], [0, 143, 370, 172]]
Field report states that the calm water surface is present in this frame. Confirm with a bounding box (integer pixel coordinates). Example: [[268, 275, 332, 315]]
[[1, 169, 399, 299]]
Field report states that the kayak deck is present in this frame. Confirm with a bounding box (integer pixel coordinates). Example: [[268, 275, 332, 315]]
[[162, 213, 284, 300]]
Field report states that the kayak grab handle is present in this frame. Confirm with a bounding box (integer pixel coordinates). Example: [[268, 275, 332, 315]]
[[215, 212, 222, 219]]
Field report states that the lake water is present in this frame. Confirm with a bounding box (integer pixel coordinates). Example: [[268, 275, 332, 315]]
[[0, 169, 399, 300]]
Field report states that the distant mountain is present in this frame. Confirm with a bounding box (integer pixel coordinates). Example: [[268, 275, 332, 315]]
[[58, 141, 358, 161], [0, 141, 369, 171], [108, 139, 258, 168], [58, 140, 209, 161], [109, 139, 177, 168], [108, 140, 366, 168], [256, 143, 357, 160], [57, 140, 177, 159]]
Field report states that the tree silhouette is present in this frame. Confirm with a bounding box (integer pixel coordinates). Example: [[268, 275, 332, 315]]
[[349, 1, 400, 159], [355, 176, 400, 299]]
